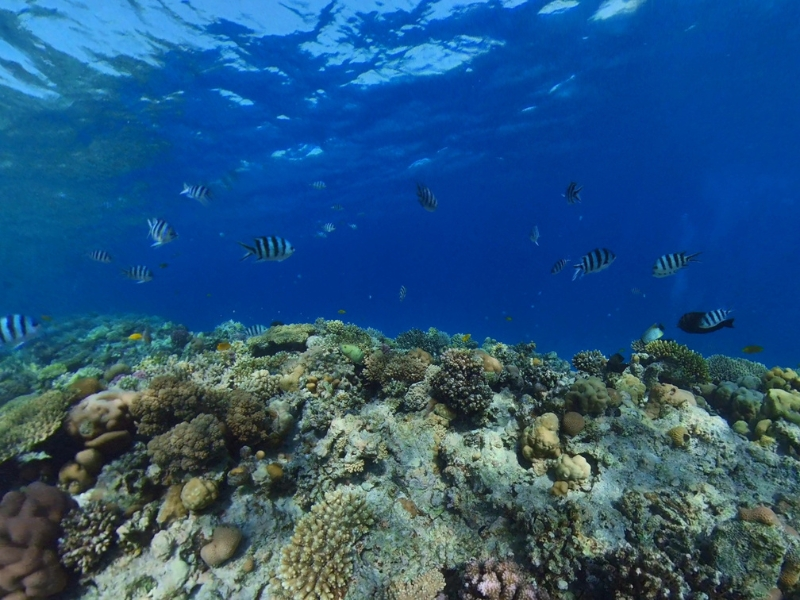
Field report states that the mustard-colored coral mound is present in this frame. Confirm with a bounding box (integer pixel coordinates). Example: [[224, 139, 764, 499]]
[[272, 486, 372, 600], [644, 340, 710, 385], [763, 367, 800, 392], [0, 390, 71, 464]]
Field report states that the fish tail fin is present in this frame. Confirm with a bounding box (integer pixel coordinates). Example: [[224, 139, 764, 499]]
[[572, 266, 583, 281], [687, 252, 702, 262], [725, 318, 735, 328], [180, 183, 189, 195], [238, 242, 255, 261]]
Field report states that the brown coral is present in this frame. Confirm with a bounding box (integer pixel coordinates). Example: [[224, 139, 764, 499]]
[[431, 349, 493, 417], [0, 482, 74, 599], [65, 389, 137, 443], [738, 505, 779, 526], [564, 377, 618, 416], [131, 375, 225, 437], [562, 412, 585, 437], [146, 414, 229, 479]]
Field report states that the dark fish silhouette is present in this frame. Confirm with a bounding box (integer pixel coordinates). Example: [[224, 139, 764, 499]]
[[678, 310, 734, 334]]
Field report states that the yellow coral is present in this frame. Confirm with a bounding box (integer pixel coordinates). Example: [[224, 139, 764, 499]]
[[645, 340, 710, 384]]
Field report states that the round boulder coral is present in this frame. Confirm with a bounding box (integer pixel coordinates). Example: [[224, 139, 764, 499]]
[[565, 377, 618, 416], [146, 414, 228, 479]]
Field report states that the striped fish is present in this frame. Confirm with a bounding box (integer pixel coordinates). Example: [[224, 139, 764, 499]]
[[87, 250, 112, 263], [573, 248, 616, 280], [239, 236, 295, 262], [700, 309, 733, 329], [322, 223, 335, 233], [0, 314, 40, 348], [245, 324, 268, 338], [399, 285, 407, 301], [121, 265, 154, 283], [181, 183, 212, 205], [564, 181, 582, 204], [148, 218, 178, 247], [550, 258, 568, 274], [678, 310, 734, 334], [331, 204, 344, 211], [652, 251, 701, 278], [416, 183, 438, 212], [311, 181, 326, 190]]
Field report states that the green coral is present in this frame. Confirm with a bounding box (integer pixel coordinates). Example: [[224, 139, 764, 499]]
[[565, 376, 619, 415], [0, 390, 72, 463], [644, 340, 710, 385]]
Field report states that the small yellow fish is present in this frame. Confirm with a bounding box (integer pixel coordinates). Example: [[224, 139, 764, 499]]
[[505, 316, 513, 322], [531, 357, 542, 367], [338, 309, 346, 314], [461, 334, 471, 343], [216, 342, 232, 352], [128, 333, 143, 341], [742, 345, 764, 354], [159, 263, 169, 269], [39, 315, 53, 322]]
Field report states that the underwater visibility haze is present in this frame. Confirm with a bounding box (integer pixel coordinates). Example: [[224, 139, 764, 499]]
[[0, 1, 800, 599]]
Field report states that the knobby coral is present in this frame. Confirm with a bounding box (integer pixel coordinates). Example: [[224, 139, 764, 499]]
[[431, 349, 493, 417]]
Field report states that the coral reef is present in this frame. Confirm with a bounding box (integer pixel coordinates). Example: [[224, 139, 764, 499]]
[[564, 376, 619, 415], [707, 354, 768, 383], [58, 501, 122, 577], [0, 391, 72, 464], [461, 557, 545, 600]]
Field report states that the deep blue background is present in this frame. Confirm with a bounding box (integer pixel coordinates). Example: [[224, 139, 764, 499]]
[[2, 1, 798, 366]]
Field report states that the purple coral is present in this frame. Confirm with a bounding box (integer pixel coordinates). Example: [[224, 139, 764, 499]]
[[460, 558, 546, 600]]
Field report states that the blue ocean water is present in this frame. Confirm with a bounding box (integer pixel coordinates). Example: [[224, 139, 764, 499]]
[[0, 0, 797, 366]]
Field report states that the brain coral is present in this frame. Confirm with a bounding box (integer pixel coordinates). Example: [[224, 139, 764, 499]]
[[644, 340, 710, 385], [0, 390, 72, 464], [146, 413, 228, 479], [564, 377, 618, 415], [430, 349, 493, 417], [272, 486, 372, 600]]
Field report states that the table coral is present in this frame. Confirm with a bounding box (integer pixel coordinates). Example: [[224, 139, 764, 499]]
[[431, 349, 493, 417], [271, 486, 372, 599], [0, 390, 72, 464]]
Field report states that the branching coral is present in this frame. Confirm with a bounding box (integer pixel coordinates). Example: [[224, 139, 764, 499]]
[[146, 413, 228, 479], [58, 501, 122, 577], [644, 340, 710, 386], [130, 375, 225, 437], [571, 350, 607, 377], [431, 349, 493, 417], [271, 486, 373, 600], [461, 558, 545, 600], [707, 354, 767, 384]]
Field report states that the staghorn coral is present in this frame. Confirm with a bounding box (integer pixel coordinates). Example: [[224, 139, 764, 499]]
[[431, 349, 493, 417], [57, 501, 122, 578], [146, 413, 228, 479], [0, 390, 72, 464], [461, 558, 545, 600], [644, 340, 710, 386], [130, 375, 225, 437], [707, 354, 767, 383], [271, 486, 373, 600], [571, 350, 607, 377]]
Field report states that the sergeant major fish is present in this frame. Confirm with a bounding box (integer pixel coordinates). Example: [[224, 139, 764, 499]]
[[87, 250, 112, 263], [573, 248, 616, 280], [652, 251, 701, 277], [148, 219, 178, 247], [121, 265, 154, 283], [238, 236, 295, 262], [550, 258, 568, 274], [0, 314, 41, 348], [564, 181, 582, 204], [181, 183, 212, 205], [416, 183, 438, 212], [678, 310, 734, 334], [245, 324, 268, 338]]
